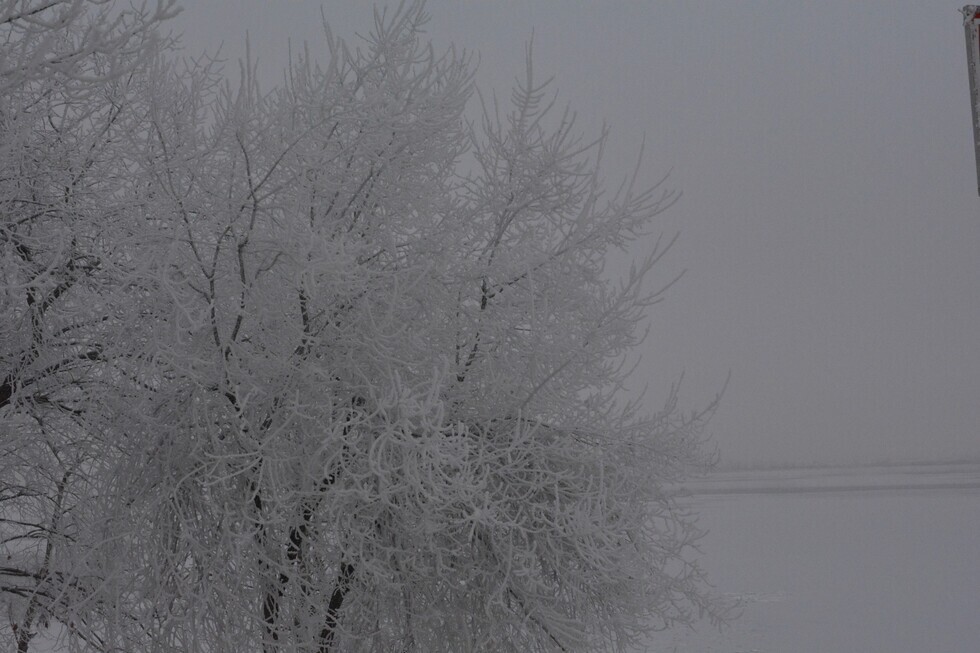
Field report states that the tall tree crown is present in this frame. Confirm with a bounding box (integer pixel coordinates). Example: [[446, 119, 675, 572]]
[[0, 3, 726, 651]]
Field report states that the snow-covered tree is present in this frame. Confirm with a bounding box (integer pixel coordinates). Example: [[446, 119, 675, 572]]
[[0, 2, 178, 650], [2, 2, 725, 651]]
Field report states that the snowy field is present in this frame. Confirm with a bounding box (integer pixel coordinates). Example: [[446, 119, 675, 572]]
[[646, 463, 980, 653]]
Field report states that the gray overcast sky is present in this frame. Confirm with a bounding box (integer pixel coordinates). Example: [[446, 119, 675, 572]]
[[171, 1, 980, 467]]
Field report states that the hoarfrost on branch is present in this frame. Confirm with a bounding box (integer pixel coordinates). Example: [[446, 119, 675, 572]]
[[0, 2, 728, 651]]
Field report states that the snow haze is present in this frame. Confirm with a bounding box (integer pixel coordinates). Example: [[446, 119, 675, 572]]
[[650, 464, 980, 652], [172, 1, 980, 468]]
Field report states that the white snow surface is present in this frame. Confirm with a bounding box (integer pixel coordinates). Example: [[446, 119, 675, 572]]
[[645, 463, 980, 653]]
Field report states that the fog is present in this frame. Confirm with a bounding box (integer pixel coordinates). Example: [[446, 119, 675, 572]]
[[172, 1, 980, 468], [650, 465, 980, 652]]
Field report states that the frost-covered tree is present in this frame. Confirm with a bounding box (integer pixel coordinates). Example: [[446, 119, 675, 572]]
[[0, 2, 178, 650], [2, 2, 725, 652]]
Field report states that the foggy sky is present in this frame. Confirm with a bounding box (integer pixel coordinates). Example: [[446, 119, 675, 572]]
[[171, 1, 980, 467]]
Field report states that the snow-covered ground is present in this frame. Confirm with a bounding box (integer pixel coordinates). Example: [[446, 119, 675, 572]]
[[647, 463, 980, 653]]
